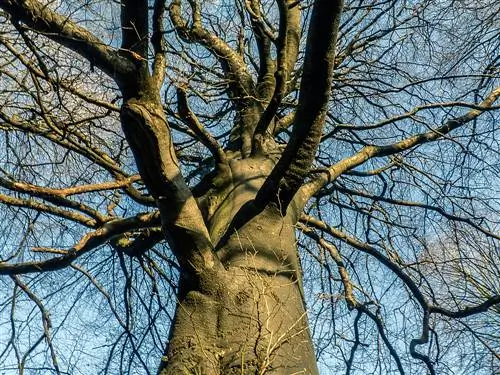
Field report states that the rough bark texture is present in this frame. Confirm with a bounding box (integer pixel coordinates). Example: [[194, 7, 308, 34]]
[[158, 158, 318, 374], [161, 268, 316, 374]]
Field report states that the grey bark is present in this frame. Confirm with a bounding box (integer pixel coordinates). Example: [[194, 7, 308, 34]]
[[159, 157, 318, 374]]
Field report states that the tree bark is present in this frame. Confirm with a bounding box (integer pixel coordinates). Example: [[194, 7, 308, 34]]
[[159, 158, 318, 374]]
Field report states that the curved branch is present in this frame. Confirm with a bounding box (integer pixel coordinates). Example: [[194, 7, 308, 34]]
[[430, 296, 500, 318], [300, 213, 428, 308], [330, 184, 500, 240], [300, 87, 500, 203], [0, 212, 160, 275], [0, 0, 135, 80], [176, 86, 227, 164], [169, 0, 255, 101]]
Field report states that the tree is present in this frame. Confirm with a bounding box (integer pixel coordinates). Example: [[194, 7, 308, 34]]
[[0, 0, 498, 374]]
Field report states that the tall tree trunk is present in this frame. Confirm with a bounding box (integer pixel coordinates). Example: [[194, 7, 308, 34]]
[[118, 85, 319, 374], [159, 158, 319, 374], [159, 216, 318, 374]]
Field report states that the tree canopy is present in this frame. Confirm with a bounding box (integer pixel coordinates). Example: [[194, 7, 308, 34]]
[[0, 0, 499, 374]]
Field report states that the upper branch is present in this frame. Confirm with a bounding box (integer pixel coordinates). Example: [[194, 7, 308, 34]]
[[252, 0, 300, 148], [246, 0, 275, 100], [299, 87, 500, 204], [169, 0, 259, 154], [430, 296, 500, 318], [152, 0, 167, 84], [177, 86, 227, 164], [119, 0, 156, 95], [120, 0, 149, 59], [255, 0, 344, 212], [169, 0, 255, 99], [0, 0, 136, 81]]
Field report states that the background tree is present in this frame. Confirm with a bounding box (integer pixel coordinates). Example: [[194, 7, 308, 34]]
[[0, 0, 498, 374]]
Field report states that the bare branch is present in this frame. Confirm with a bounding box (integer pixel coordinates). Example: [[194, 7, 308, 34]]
[[176, 86, 227, 164], [252, 0, 301, 149], [300, 87, 500, 203], [0, 0, 136, 80], [256, 0, 344, 212], [0, 212, 160, 275]]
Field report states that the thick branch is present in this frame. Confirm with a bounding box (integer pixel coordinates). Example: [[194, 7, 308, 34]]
[[111, 228, 164, 257], [252, 0, 300, 147], [0, 0, 135, 80], [246, 0, 275, 101], [152, 0, 167, 84], [120, 0, 149, 59], [120, 100, 221, 273], [256, 0, 344, 212]]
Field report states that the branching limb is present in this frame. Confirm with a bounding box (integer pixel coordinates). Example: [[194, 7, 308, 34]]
[[329, 184, 500, 240], [176, 86, 227, 164], [0, 35, 120, 112], [252, 0, 300, 151], [0, 212, 160, 275], [256, 0, 344, 212], [169, 0, 255, 105], [301, 213, 500, 373], [245, 0, 275, 100], [111, 227, 164, 258], [0, 113, 154, 206], [120, 101, 220, 273], [299, 87, 500, 204], [11, 275, 61, 375], [120, 0, 149, 60], [0, 0, 136, 80], [169, 0, 259, 155], [298, 222, 357, 309]]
